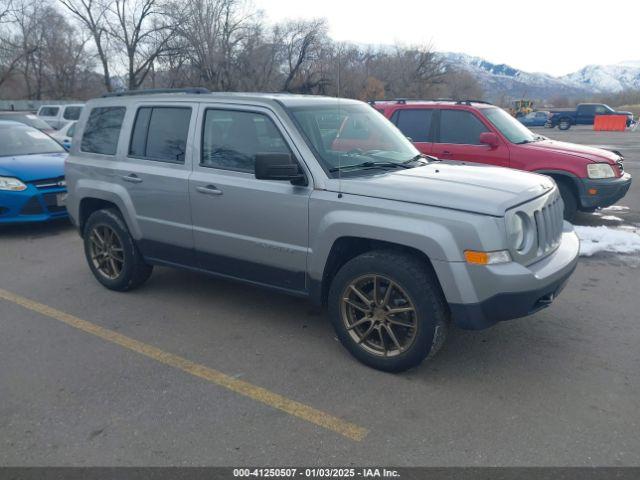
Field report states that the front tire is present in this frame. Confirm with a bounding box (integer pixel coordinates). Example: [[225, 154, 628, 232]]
[[328, 250, 448, 372], [558, 119, 571, 130], [557, 181, 578, 222], [83, 208, 153, 291]]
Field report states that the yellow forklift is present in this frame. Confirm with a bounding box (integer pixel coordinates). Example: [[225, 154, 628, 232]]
[[511, 99, 534, 118]]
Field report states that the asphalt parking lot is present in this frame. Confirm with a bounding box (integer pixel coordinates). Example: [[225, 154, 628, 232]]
[[1, 126, 639, 467]]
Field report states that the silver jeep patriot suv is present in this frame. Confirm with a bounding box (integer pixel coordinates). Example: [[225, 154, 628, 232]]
[[65, 89, 580, 372]]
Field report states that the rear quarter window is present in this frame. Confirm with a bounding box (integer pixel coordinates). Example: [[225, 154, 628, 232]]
[[81, 107, 126, 155], [63, 106, 83, 120], [39, 107, 59, 117]]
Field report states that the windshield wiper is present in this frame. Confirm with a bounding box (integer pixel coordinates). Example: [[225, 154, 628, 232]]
[[517, 135, 546, 145], [403, 153, 436, 165], [329, 161, 412, 173]]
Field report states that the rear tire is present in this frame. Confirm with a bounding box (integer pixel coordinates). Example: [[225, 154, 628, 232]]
[[328, 250, 448, 372], [557, 181, 578, 222], [83, 208, 153, 291]]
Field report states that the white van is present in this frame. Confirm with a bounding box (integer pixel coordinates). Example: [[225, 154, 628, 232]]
[[37, 104, 84, 129]]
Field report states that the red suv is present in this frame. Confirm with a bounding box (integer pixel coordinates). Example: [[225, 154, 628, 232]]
[[372, 99, 632, 220]]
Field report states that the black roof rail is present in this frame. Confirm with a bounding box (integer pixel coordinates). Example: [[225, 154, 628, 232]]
[[455, 99, 493, 105], [368, 98, 455, 105], [367, 99, 407, 105], [102, 87, 210, 98]]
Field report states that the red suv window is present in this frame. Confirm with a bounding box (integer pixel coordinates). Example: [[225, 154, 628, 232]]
[[438, 110, 488, 145]]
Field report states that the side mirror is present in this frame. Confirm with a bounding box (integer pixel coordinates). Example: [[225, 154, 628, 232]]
[[479, 132, 499, 148], [255, 153, 307, 186]]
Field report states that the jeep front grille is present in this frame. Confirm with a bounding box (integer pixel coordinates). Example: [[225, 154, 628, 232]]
[[533, 194, 564, 255]]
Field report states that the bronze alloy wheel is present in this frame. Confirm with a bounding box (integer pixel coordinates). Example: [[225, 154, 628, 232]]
[[88, 224, 124, 280], [340, 274, 418, 357]]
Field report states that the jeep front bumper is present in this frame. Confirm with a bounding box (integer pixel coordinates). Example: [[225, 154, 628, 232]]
[[436, 223, 580, 330]]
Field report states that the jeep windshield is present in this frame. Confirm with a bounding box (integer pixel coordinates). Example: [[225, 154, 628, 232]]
[[483, 107, 541, 144], [288, 103, 421, 175]]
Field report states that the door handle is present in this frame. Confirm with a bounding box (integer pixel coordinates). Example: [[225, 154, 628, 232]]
[[441, 150, 453, 156], [196, 185, 223, 196], [122, 174, 143, 183]]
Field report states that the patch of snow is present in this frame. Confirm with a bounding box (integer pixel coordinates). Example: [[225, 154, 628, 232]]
[[600, 215, 623, 222], [602, 205, 630, 212], [574, 226, 640, 257]]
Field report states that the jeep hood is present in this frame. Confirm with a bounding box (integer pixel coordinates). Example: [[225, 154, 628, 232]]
[[325, 161, 554, 216], [523, 139, 620, 164]]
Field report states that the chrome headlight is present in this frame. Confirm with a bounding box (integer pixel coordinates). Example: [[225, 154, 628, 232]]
[[587, 163, 615, 179], [507, 211, 533, 252], [0, 176, 27, 191]]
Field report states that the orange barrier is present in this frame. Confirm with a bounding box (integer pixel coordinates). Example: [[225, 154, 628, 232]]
[[594, 115, 627, 131]]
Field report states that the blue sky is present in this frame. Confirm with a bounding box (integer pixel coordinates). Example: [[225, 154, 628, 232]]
[[253, 0, 637, 76]]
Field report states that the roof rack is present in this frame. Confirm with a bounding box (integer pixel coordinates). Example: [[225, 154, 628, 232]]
[[102, 87, 211, 98], [368, 98, 454, 105], [455, 99, 493, 105]]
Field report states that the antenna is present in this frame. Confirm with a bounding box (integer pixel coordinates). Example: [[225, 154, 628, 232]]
[[337, 45, 343, 198]]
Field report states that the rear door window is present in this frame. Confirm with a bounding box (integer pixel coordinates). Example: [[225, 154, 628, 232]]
[[129, 106, 192, 163], [63, 106, 83, 120], [393, 109, 433, 142], [81, 107, 126, 155], [438, 109, 488, 145]]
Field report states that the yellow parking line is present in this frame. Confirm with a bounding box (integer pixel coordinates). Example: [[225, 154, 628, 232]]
[[0, 288, 368, 442]]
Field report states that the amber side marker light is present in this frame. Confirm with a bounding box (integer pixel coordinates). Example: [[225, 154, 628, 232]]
[[588, 188, 598, 195], [464, 250, 512, 265]]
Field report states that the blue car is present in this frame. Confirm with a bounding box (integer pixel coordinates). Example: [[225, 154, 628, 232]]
[[518, 110, 550, 127], [0, 120, 68, 224]]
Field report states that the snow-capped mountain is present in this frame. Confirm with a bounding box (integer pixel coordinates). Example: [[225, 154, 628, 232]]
[[562, 63, 640, 92], [439, 52, 640, 100]]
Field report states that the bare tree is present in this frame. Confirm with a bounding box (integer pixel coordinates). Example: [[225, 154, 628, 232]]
[[107, 0, 174, 90], [6, 0, 43, 97], [1, 1, 482, 102], [234, 22, 280, 91], [0, 0, 25, 89], [445, 68, 483, 99], [276, 18, 327, 93], [38, 8, 95, 98], [0, 0, 13, 22], [59, 0, 113, 91], [0, 0, 100, 99], [168, 0, 257, 90]]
